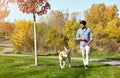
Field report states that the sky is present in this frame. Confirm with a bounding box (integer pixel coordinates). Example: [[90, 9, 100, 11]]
[[5, 0, 120, 22]]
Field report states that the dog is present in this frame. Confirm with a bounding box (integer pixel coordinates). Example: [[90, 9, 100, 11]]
[[59, 47, 71, 69]]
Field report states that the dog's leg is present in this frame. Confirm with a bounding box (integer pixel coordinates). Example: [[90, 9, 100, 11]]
[[63, 61, 65, 68], [59, 60, 64, 69]]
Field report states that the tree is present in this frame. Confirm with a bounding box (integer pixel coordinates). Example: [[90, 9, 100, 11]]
[[104, 18, 120, 42], [84, 3, 119, 39], [36, 23, 52, 52], [84, 3, 119, 54], [64, 20, 79, 51], [46, 28, 65, 51], [11, 20, 34, 52], [0, 21, 13, 38], [85, 3, 118, 27], [0, 0, 10, 40], [7, 0, 50, 66], [46, 10, 69, 28], [0, 0, 9, 21], [69, 12, 80, 21]]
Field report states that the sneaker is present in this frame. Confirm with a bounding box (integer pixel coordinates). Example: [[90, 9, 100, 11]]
[[84, 65, 88, 69]]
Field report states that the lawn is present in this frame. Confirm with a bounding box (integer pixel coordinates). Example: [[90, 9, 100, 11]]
[[0, 56, 120, 78], [8, 47, 120, 59], [71, 49, 120, 59]]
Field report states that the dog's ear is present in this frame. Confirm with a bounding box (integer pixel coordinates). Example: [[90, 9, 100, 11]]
[[69, 49, 71, 52]]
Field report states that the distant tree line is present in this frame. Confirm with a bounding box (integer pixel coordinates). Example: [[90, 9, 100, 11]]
[[1, 2, 120, 54], [0, 0, 13, 40]]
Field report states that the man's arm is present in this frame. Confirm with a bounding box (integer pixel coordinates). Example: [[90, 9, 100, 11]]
[[87, 40, 93, 45], [76, 30, 87, 41], [87, 29, 93, 45], [76, 30, 80, 40]]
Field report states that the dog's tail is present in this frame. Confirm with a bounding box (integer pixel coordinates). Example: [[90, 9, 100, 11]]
[[64, 46, 68, 51]]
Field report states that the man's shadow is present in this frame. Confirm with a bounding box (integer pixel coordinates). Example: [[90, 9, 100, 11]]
[[93, 58, 120, 67], [71, 64, 111, 68]]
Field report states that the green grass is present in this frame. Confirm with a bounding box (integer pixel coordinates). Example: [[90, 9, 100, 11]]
[[90, 49, 120, 59], [71, 49, 120, 59], [0, 47, 4, 51], [5, 47, 120, 60], [0, 56, 120, 78]]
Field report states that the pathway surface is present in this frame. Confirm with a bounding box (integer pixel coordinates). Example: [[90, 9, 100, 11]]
[[0, 40, 120, 68], [0, 40, 13, 54]]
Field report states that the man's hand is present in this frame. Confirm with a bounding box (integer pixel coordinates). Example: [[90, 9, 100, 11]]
[[76, 38, 86, 41], [80, 38, 86, 41], [87, 40, 93, 45]]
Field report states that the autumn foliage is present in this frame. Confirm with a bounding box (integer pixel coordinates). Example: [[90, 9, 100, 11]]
[[11, 20, 34, 52], [85, 3, 120, 54], [0, 22, 13, 39], [7, 0, 50, 15], [9, 3, 120, 54], [0, 0, 9, 21]]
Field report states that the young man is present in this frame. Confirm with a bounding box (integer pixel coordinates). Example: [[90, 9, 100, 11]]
[[76, 20, 93, 69]]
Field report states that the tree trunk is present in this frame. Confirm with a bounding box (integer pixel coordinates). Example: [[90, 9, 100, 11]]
[[33, 13, 38, 66]]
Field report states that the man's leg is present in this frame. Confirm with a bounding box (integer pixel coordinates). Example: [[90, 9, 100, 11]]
[[80, 46, 86, 67], [68, 54, 71, 68], [84, 45, 90, 69]]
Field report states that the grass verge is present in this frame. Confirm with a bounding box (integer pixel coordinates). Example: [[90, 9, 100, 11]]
[[0, 56, 120, 78]]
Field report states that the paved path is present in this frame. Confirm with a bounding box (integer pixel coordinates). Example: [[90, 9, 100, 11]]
[[0, 40, 120, 68], [0, 40, 13, 54]]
